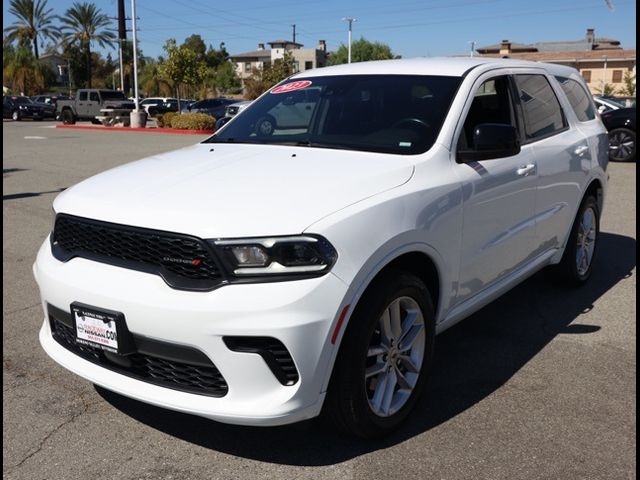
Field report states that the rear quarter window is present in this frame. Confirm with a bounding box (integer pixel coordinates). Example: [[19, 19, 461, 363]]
[[555, 76, 596, 122]]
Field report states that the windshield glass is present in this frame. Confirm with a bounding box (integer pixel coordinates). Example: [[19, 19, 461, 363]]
[[206, 75, 462, 155], [100, 91, 127, 100]]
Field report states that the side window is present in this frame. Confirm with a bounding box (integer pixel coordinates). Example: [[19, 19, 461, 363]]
[[458, 76, 516, 150], [554, 76, 596, 122], [79, 91, 88, 101], [89, 92, 100, 102], [514, 74, 566, 141]]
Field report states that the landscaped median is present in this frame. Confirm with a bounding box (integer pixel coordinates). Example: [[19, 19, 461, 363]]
[[56, 112, 216, 135]]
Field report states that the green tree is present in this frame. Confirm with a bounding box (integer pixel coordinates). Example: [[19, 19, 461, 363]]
[[212, 61, 240, 95], [3, 44, 48, 94], [601, 83, 617, 96], [182, 34, 207, 63], [244, 52, 296, 99], [3, 0, 59, 59], [159, 39, 207, 106], [617, 71, 636, 96], [327, 37, 397, 66], [139, 60, 173, 97], [59, 2, 114, 88], [205, 42, 229, 69]]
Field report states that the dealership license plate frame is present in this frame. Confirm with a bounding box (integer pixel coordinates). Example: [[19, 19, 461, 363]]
[[70, 302, 136, 355]]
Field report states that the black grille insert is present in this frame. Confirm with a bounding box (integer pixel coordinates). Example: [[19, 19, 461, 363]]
[[48, 305, 228, 397], [52, 214, 224, 291]]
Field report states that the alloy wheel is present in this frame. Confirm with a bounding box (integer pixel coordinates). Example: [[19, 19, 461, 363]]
[[576, 207, 597, 276], [609, 130, 635, 161], [365, 296, 425, 417]]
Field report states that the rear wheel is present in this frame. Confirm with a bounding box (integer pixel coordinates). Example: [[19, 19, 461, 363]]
[[553, 195, 600, 285], [608, 127, 636, 162], [61, 109, 75, 125], [324, 271, 435, 438]]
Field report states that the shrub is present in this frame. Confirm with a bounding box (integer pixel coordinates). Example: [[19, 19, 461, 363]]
[[156, 111, 178, 128], [170, 112, 216, 131]]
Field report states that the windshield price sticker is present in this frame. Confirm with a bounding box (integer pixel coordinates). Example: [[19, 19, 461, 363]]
[[270, 80, 313, 94], [74, 308, 118, 353]]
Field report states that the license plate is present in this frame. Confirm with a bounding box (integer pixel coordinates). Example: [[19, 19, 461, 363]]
[[70, 303, 133, 354]]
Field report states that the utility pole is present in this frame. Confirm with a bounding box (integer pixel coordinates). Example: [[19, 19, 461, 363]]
[[292, 24, 296, 44], [342, 17, 357, 64], [117, 0, 126, 92]]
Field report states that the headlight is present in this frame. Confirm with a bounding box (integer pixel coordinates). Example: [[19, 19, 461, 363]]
[[212, 235, 337, 277], [19, 105, 29, 110]]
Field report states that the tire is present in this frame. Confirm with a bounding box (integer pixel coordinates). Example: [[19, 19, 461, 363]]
[[608, 127, 636, 162], [254, 115, 276, 136], [61, 109, 76, 125], [12, 110, 21, 121], [323, 270, 436, 438], [553, 195, 600, 285]]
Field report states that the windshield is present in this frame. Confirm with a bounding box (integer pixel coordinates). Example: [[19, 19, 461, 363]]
[[205, 75, 462, 155], [100, 91, 127, 100]]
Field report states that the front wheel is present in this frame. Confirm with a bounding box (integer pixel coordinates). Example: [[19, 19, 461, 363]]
[[608, 127, 636, 162], [324, 271, 435, 438]]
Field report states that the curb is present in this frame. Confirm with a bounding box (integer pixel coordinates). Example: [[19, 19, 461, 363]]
[[55, 124, 214, 135]]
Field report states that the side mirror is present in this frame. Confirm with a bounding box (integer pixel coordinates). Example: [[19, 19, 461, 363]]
[[457, 123, 520, 162]]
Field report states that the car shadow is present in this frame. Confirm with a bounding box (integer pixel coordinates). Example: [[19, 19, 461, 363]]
[[3, 188, 65, 201], [96, 232, 636, 466]]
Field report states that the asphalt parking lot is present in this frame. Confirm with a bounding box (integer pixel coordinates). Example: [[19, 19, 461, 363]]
[[3, 120, 636, 480]]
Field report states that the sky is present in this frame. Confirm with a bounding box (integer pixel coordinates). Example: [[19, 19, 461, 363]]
[[3, 0, 637, 60]]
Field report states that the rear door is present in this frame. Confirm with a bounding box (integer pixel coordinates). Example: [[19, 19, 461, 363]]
[[453, 73, 538, 304], [512, 73, 590, 255]]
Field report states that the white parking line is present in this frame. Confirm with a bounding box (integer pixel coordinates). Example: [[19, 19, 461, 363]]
[[23, 136, 48, 140]]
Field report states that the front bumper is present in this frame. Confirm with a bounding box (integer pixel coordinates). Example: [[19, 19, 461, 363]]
[[34, 237, 348, 426]]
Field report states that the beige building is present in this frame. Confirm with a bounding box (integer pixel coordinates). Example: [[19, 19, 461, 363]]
[[230, 40, 328, 93], [475, 29, 636, 95]]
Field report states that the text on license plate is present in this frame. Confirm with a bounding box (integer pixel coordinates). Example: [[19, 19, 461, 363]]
[[73, 309, 118, 352]]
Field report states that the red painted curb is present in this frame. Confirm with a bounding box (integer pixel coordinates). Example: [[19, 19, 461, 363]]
[[55, 124, 214, 135]]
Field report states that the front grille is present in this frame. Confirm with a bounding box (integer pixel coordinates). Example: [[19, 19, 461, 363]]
[[49, 307, 228, 397], [52, 214, 224, 291]]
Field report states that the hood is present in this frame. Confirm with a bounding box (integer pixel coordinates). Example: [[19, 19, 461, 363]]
[[53, 143, 414, 238]]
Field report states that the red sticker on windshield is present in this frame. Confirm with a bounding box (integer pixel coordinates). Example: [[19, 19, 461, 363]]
[[270, 80, 313, 94]]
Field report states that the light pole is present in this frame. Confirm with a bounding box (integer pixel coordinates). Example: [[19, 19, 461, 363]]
[[469, 41, 476, 57], [342, 17, 357, 64], [130, 0, 145, 126], [602, 55, 608, 95]]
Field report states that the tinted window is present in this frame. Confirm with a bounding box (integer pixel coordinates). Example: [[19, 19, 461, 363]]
[[555, 76, 595, 122], [79, 92, 88, 101], [514, 75, 566, 140], [458, 76, 516, 150], [89, 92, 100, 102], [208, 75, 463, 155], [100, 91, 127, 100], [13, 97, 32, 104]]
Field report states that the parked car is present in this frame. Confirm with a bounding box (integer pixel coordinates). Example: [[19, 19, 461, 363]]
[[215, 100, 252, 129], [35, 58, 608, 438], [139, 97, 180, 117], [593, 95, 625, 114], [3, 95, 45, 121], [57, 89, 135, 124], [31, 95, 71, 119], [187, 97, 236, 119], [601, 107, 636, 162]]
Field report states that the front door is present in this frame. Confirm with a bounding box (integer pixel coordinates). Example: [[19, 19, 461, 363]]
[[453, 74, 538, 304]]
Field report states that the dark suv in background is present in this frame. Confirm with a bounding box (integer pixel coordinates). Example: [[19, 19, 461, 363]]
[[3, 96, 45, 121], [187, 98, 236, 119]]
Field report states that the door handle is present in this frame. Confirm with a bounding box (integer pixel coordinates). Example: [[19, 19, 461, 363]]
[[574, 145, 589, 156], [516, 164, 536, 176]]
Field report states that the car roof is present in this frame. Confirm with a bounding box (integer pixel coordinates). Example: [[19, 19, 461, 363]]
[[290, 56, 578, 79]]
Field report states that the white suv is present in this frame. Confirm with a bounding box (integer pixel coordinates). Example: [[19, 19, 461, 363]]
[[35, 58, 608, 438]]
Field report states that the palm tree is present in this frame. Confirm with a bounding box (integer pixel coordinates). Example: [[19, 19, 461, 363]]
[[139, 62, 173, 97], [59, 2, 114, 88], [3, 45, 47, 94], [3, 0, 59, 59]]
